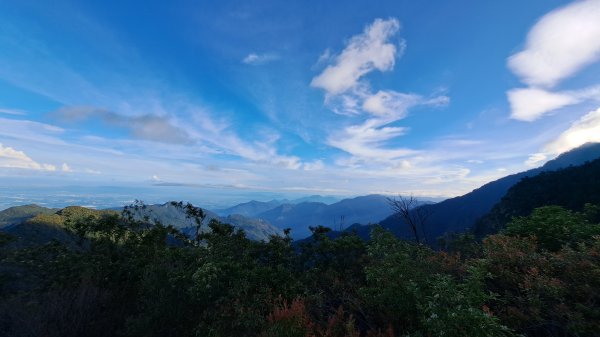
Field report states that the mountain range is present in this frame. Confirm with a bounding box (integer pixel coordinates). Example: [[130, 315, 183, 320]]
[[253, 194, 402, 239], [319, 143, 600, 245], [3, 143, 600, 246], [213, 195, 342, 217]]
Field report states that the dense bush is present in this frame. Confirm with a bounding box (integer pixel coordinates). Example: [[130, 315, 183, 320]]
[[1, 202, 598, 336]]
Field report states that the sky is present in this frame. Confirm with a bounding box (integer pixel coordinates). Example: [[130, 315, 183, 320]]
[[1, 0, 600, 205]]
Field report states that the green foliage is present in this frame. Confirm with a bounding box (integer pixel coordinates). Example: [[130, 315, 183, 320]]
[[360, 227, 513, 336], [504, 205, 600, 251], [2, 202, 599, 336], [481, 234, 600, 336]]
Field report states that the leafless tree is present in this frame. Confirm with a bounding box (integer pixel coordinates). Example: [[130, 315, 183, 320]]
[[387, 195, 431, 244]]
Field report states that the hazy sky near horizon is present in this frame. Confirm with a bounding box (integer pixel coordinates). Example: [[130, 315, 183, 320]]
[[1, 0, 600, 198]]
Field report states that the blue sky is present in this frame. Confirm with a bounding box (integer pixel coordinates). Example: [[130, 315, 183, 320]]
[[1, 0, 600, 201]]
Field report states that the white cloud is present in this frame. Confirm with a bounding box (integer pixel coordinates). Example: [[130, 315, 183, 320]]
[[328, 119, 414, 162], [242, 53, 279, 65], [363, 91, 422, 119], [507, 88, 580, 121], [311, 18, 402, 95], [0, 143, 56, 171], [61, 163, 72, 172], [545, 107, 600, 154], [508, 0, 600, 88], [525, 152, 548, 167], [508, 86, 600, 121], [328, 93, 448, 163], [311, 18, 449, 167]]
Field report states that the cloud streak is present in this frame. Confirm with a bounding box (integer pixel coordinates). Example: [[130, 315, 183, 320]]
[[54, 106, 193, 145], [242, 53, 279, 65]]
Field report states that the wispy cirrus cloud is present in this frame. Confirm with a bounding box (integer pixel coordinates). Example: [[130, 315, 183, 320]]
[[0, 108, 26, 116]]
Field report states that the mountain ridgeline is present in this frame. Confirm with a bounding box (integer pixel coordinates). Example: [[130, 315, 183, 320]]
[[254, 194, 397, 239], [319, 143, 600, 244]]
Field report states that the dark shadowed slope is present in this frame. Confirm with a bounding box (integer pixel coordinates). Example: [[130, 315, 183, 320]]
[[474, 157, 600, 237]]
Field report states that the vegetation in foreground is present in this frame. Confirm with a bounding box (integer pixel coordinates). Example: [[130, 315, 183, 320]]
[[1, 202, 599, 337]]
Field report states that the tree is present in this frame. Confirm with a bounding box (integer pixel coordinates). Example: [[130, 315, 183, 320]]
[[387, 195, 430, 244]]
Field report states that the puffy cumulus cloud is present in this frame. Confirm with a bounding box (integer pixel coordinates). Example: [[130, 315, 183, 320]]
[[545, 107, 600, 154], [0, 143, 56, 171], [508, 0, 600, 88], [54, 106, 192, 144], [507, 88, 580, 121], [311, 18, 402, 95], [242, 53, 279, 65]]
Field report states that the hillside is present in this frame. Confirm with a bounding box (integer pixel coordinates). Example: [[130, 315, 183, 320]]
[[0, 202, 282, 245], [1, 206, 118, 248], [126, 202, 282, 241], [0, 204, 57, 229], [474, 157, 600, 237]]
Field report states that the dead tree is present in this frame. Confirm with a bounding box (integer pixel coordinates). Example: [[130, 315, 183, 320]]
[[387, 195, 431, 244]]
